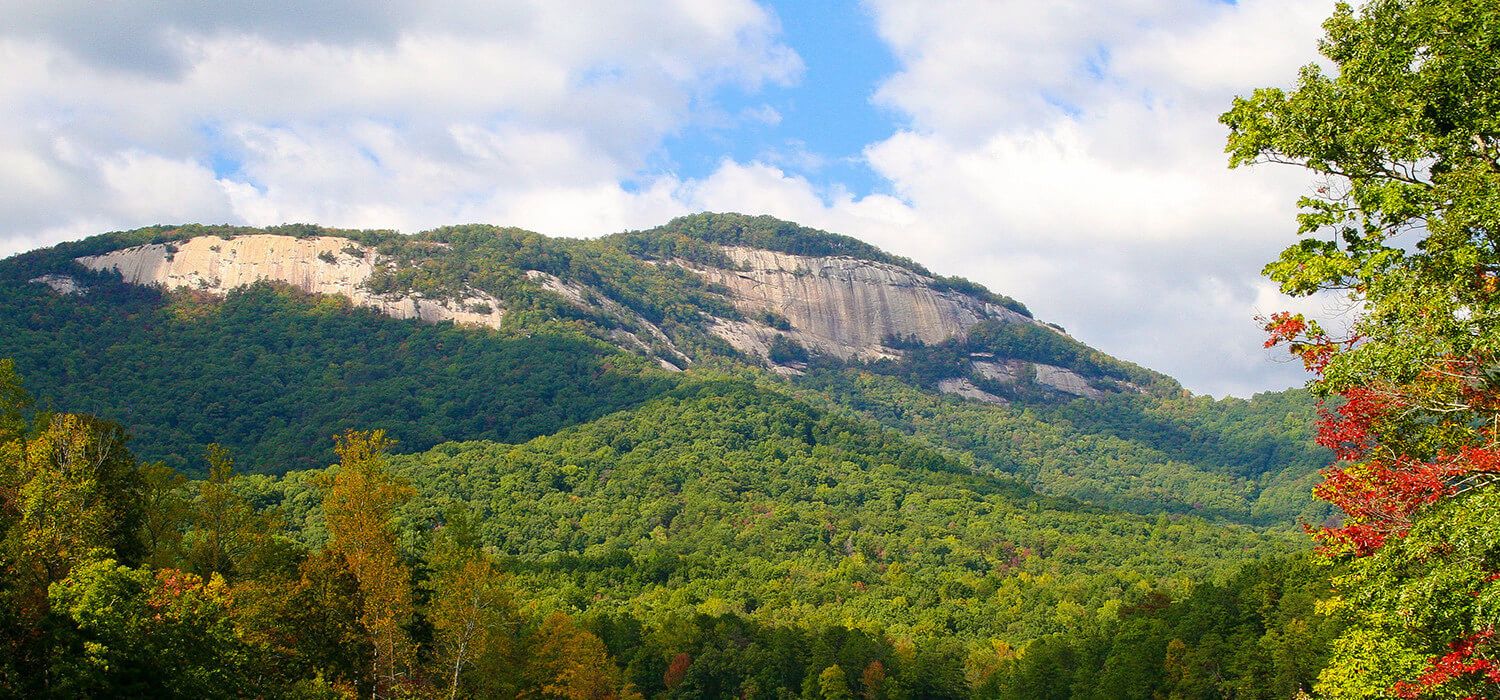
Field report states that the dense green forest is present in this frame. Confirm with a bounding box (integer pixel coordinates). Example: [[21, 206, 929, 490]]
[[0, 363, 1323, 698], [0, 273, 1331, 524], [5, 0, 1498, 696], [795, 370, 1329, 525], [0, 276, 674, 474]]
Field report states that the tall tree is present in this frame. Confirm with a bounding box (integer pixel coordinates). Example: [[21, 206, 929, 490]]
[[136, 462, 190, 570], [0, 366, 147, 693], [426, 514, 524, 700], [184, 444, 280, 581], [1224, 0, 1500, 697], [323, 429, 416, 699]]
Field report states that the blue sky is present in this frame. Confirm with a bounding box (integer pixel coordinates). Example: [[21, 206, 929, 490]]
[[659, 0, 899, 197], [0, 0, 1341, 396]]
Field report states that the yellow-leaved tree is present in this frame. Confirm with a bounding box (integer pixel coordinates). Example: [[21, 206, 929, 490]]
[[324, 429, 415, 699]]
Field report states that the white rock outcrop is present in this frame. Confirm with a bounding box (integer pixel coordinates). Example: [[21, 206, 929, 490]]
[[937, 378, 1007, 405], [30, 274, 85, 295], [76, 235, 506, 328], [682, 247, 1035, 360], [972, 359, 1102, 398], [1034, 363, 1102, 398]]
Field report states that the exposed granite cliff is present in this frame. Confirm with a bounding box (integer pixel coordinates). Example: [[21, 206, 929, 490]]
[[59, 232, 1111, 401], [76, 235, 505, 327], [681, 247, 1034, 360]]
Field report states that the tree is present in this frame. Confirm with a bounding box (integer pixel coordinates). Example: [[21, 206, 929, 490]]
[[323, 429, 416, 699], [426, 519, 524, 700], [0, 409, 145, 671], [860, 660, 887, 700], [137, 462, 190, 570], [1224, 0, 1500, 696], [184, 444, 280, 581], [528, 611, 639, 700], [46, 560, 258, 697], [817, 664, 853, 700], [0, 359, 30, 443]]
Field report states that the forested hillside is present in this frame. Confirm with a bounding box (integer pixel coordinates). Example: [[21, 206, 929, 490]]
[[5, 0, 1498, 697], [0, 207, 1343, 699], [0, 204, 1354, 699], [0, 214, 1327, 527], [0, 363, 1321, 698]]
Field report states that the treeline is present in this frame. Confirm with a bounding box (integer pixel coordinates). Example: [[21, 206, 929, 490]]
[[0, 361, 1335, 697], [607, 212, 1031, 317], [0, 360, 645, 697]]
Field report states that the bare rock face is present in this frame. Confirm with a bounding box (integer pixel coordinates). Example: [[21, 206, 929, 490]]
[[937, 378, 1007, 405], [76, 235, 506, 328], [973, 359, 1103, 398], [682, 247, 1034, 360], [30, 274, 85, 295], [1034, 364, 1102, 398]]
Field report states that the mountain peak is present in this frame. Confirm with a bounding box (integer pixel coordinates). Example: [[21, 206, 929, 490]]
[[11, 215, 1174, 402]]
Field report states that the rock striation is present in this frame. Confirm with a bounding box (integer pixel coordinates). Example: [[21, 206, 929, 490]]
[[66, 232, 1119, 402], [77, 235, 505, 328], [681, 247, 1035, 360]]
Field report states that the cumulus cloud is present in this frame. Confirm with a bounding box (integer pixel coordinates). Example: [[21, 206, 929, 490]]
[[0, 0, 1347, 395], [696, 0, 1338, 396], [0, 0, 797, 250]]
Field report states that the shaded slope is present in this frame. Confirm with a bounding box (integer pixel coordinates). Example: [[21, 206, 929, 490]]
[[795, 369, 1329, 525], [0, 276, 673, 474]]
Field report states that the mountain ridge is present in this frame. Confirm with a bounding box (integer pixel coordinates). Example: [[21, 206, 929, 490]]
[[0, 213, 1323, 525], [11, 213, 1172, 401]]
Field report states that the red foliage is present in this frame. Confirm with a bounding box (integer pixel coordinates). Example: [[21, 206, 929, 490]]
[[1261, 311, 1341, 373], [1315, 387, 1391, 461], [1391, 629, 1500, 699], [663, 652, 692, 689], [1311, 455, 1456, 556], [1303, 388, 1500, 556]]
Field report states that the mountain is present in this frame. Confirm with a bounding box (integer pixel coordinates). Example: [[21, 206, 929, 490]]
[[0, 214, 1335, 696], [17, 213, 1165, 392], [0, 213, 1326, 524]]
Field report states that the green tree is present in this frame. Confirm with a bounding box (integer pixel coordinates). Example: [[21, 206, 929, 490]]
[[0, 359, 30, 442], [818, 664, 853, 700], [324, 429, 416, 699], [1224, 0, 1500, 696], [184, 444, 281, 581], [46, 560, 258, 698], [137, 462, 191, 570]]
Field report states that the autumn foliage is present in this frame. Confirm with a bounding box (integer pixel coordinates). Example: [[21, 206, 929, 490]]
[[1262, 315, 1500, 557]]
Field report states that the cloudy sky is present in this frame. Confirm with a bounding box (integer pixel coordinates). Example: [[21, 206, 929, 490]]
[[0, 0, 1343, 396]]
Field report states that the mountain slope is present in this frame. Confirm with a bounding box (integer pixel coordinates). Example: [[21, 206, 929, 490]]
[[251, 378, 1298, 645], [0, 214, 1325, 524]]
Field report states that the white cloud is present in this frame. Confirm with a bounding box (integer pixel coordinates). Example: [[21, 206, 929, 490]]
[[0, 0, 797, 251], [669, 0, 1340, 396], [0, 0, 1346, 396], [838, 0, 1338, 396]]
